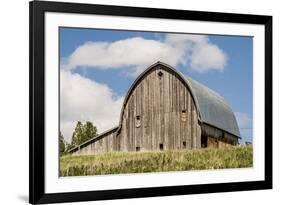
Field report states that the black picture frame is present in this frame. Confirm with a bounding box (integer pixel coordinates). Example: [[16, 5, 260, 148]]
[[29, 0, 272, 204]]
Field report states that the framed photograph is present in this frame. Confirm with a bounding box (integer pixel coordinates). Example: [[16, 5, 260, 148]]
[[29, 0, 272, 204]]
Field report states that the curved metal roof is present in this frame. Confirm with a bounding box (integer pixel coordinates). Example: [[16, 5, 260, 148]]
[[117, 61, 240, 138], [185, 76, 240, 137]]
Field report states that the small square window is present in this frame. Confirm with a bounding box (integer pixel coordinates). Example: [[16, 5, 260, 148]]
[[181, 110, 187, 122], [136, 147, 140, 152], [159, 144, 164, 150], [158, 71, 163, 78]]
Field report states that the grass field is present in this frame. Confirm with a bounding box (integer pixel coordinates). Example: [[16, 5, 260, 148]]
[[60, 145, 253, 176]]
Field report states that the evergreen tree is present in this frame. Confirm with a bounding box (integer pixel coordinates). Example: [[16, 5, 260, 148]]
[[59, 132, 66, 156], [82, 121, 97, 143], [65, 141, 74, 152], [71, 121, 98, 146], [71, 121, 83, 147]]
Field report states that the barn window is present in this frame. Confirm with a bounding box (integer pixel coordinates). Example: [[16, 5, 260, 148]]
[[136, 147, 140, 152], [135, 115, 141, 128], [201, 135, 207, 148], [158, 71, 163, 78], [181, 110, 187, 122], [159, 144, 164, 150], [182, 141, 186, 148]]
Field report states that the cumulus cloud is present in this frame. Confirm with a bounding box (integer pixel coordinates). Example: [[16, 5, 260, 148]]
[[190, 43, 227, 72], [60, 70, 124, 142], [62, 33, 227, 75]]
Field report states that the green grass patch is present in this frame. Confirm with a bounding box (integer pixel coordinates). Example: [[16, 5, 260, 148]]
[[60, 145, 253, 176]]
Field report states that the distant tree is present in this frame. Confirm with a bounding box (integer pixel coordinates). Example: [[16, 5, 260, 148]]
[[59, 132, 66, 156], [71, 121, 98, 146], [82, 121, 98, 143], [65, 141, 74, 152], [71, 121, 83, 147]]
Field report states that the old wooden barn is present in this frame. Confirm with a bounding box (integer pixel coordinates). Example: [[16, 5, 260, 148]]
[[69, 62, 240, 155]]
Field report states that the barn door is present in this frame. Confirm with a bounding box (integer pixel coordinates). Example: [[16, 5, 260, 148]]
[[201, 135, 207, 148]]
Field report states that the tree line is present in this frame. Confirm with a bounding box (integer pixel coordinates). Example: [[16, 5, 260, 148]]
[[60, 121, 97, 156]]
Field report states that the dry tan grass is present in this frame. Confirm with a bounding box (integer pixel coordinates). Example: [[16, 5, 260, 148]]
[[60, 145, 253, 176]]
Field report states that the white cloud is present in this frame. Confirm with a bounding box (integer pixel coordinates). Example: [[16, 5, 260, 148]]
[[60, 70, 124, 142], [165, 33, 208, 45], [64, 37, 181, 73], [62, 33, 227, 75], [165, 34, 227, 72], [190, 43, 227, 72]]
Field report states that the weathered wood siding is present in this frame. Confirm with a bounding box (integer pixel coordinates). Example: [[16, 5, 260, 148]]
[[117, 65, 201, 151], [71, 128, 117, 155], [201, 123, 238, 148]]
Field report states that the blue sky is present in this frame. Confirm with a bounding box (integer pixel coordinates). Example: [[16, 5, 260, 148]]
[[60, 27, 253, 144]]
